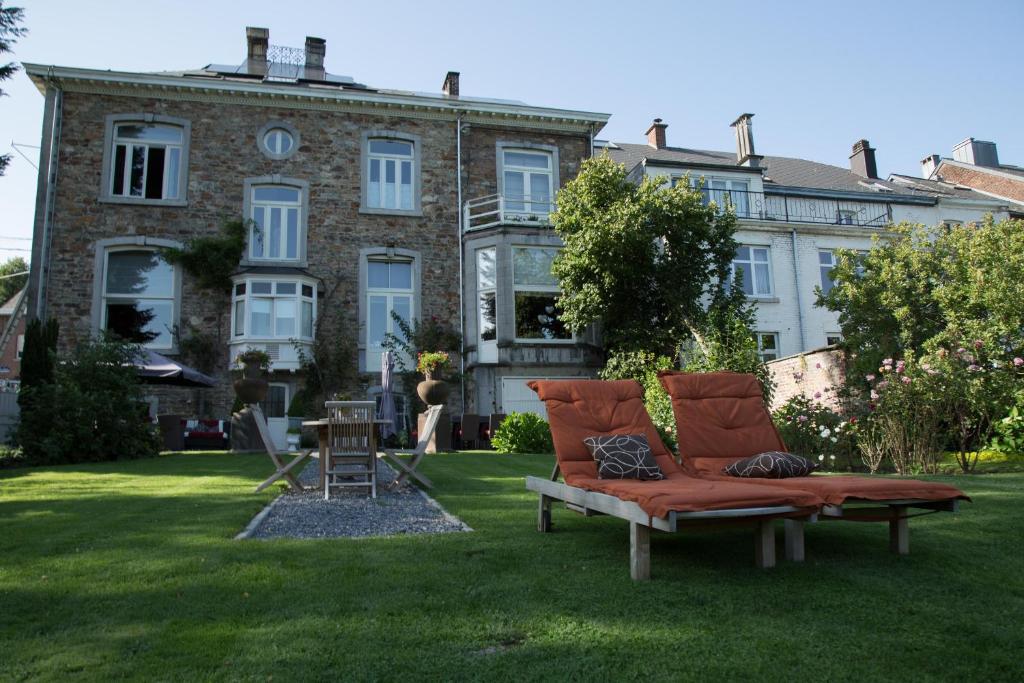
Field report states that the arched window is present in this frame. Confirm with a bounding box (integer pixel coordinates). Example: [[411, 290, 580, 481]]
[[243, 177, 309, 264], [102, 114, 190, 204]]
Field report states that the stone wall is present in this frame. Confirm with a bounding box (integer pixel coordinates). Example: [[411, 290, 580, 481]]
[[767, 346, 847, 413]]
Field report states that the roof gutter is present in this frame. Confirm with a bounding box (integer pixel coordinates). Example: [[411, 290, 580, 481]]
[[764, 184, 936, 205]]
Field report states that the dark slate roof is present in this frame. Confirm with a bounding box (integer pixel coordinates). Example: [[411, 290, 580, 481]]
[[600, 141, 1007, 203]]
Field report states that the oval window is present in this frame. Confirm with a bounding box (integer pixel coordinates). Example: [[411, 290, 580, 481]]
[[263, 127, 294, 156]]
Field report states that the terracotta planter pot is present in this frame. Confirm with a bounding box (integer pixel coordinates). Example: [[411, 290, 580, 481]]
[[417, 375, 450, 406], [234, 361, 268, 404]]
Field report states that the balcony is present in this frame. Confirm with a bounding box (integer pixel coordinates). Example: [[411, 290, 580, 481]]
[[464, 194, 555, 232], [700, 188, 892, 227], [229, 338, 312, 372]]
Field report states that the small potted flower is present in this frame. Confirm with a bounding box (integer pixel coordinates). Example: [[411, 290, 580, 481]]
[[232, 348, 271, 404], [416, 350, 451, 405]]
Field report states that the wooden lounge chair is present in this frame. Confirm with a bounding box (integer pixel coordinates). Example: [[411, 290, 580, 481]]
[[526, 379, 824, 580], [658, 371, 969, 555]]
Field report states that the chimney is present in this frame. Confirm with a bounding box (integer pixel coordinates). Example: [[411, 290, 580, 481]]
[[303, 36, 326, 80], [849, 139, 878, 179], [245, 26, 269, 76], [646, 118, 667, 149], [730, 113, 763, 168], [952, 137, 999, 167], [442, 71, 460, 97], [921, 154, 940, 178]]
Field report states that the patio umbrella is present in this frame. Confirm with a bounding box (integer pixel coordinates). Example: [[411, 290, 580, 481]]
[[378, 349, 397, 440], [135, 349, 217, 387]]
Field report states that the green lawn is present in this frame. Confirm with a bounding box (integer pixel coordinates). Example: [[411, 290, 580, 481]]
[[1, 452, 1022, 681]]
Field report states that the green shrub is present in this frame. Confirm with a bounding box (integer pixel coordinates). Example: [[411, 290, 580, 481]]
[[599, 350, 677, 451], [16, 338, 160, 465], [773, 395, 854, 471], [990, 392, 1024, 455], [491, 412, 554, 454]]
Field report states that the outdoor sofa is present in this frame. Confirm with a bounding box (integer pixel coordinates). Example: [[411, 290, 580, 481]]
[[658, 371, 968, 554], [526, 379, 823, 580]]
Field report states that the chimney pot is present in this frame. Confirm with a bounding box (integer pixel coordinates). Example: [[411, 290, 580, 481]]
[[442, 71, 460, 97], [850, 139, 879, 179], [646, 118, 667, 149], [246, 26, 269, 76], [921, 154, 941, 178], [730, 113, 762, 167], [303, 36, 326, 80]]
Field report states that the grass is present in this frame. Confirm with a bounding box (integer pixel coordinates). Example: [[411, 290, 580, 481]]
[[1, 452, 1023, 681]]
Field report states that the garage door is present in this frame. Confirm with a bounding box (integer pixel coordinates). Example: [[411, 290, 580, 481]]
[[501, 377, 576, 419]]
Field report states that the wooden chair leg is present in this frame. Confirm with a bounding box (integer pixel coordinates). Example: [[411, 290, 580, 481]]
[[630, 522, 651, 581], [784, 519, 806, 563], [889, 506, 909, 555], [538, 494, 553, 532], [755, 519, 776, 568]]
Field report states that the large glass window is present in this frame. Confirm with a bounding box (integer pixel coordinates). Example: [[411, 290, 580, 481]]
[[110, 123, 184, 200], [503, 150, 553, 214], [232, 279, 315, 340], [513, 247, 570, 341], [731, 246, 773, 297], [477, 247, 497, 363], [249, 185, 302, 261], [102, 250, 176, 349], [819, 249, 837, 295], [367, 260, 414, 369], [367, 139, 414, 211]]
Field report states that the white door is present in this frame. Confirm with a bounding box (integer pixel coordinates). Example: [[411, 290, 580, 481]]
[[262, 383, 289, 450], [501, 377, 576, 419]]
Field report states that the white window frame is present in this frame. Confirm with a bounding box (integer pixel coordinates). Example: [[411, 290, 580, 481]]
[[242, 177, 309, 266], [257, 121, 300, 161], [819, 249, 837, 295], [248, 185, 302, 262], [477, 247, 498, 363], [231, 277, 317, 342], [691, 176, 751, 217], [360, 131, 422, 216], [825, 334, 843, 346], [100, 114, 191, 206], [100, 248, 177, 351], [512, 246, 572, 344], [501, 149, 554, 215], [366, 139, 415, 211], [731, 245, 774, 297], [366, 259, 416, 371], [756, 332, 779, 362]]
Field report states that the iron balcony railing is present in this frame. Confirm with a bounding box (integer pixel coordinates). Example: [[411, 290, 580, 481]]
[[464, 193, 555, 232], [700, 188, 892, 227]]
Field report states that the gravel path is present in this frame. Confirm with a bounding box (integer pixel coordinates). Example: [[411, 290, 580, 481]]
[[241, 457, 471, 540]]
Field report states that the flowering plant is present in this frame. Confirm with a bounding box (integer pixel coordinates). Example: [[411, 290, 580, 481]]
[[416, 351, 451, 376], [235, 348, 271, 369], [773, 395, 852, 470]]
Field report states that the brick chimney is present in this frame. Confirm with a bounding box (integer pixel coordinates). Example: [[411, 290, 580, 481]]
[[442, 71, 460, 97], [304, 36, 326, 80], [646, 118, 667, 149], [730, 113, 763, 168], [245, 26, 269, 76], [849, 139, 878, 179], [921, 154, 940, 178]]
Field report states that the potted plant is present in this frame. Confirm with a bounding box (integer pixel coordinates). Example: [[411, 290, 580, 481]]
[[233, 348, 271, 404], [286, 426, 301, 452], [416, 350, 451, 405]]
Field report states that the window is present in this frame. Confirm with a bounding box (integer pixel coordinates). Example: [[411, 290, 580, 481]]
[[513, 247, 570, 341], [503, 150, 553, 214], [826, 334, 843, 346], [248, 184, 302, 261], [261, 127, 295, 158], [367, 138, 415, 211], [477, 247, 497, 362], [232, 279, 315, 340], [101, 250, 176, 349], [108, 121, 185, 201], [731, 246, 773, 297], [367, 260, 414, 369], [756, 333, 778, 362], [819, 249, 837, 295], [702, 178, 750, 217]]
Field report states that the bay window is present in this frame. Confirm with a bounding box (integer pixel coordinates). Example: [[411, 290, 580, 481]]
[[232, 279, 315, 341], [512, 247, 570, 341], [502, 150, 553, 214], [101, 249, 176, 349]]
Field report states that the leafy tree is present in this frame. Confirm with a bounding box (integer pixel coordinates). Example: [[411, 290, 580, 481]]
[[551, 155, 740, 356], [0, 3, 27, 177], [0, 256, 27, 303]]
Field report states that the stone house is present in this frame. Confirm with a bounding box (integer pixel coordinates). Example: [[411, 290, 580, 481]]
[[23, 27, 608, 445], [602, 115, 1011, 362]]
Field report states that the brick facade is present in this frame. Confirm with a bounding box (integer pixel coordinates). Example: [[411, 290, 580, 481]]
[[768, 347, 846, 413], [937, 163, 1024, 204]]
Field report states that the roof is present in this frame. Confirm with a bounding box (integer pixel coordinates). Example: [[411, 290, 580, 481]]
[[935, 158, 1024, 182], [600, 141, 1005, 203], [0, 287, 26, 316], [23, 63, 609, 134]]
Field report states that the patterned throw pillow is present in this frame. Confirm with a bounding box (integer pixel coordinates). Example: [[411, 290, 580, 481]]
[[582, 434, 665, 480], [722, 451, 818, 479]]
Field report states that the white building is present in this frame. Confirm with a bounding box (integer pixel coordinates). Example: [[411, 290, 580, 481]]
[[602, 115, 1011, 360]]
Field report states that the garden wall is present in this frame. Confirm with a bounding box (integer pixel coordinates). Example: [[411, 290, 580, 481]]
[[768, 346, 846, 413]]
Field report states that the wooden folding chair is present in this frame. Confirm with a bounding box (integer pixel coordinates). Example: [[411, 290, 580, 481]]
[[325, 401, 378, 499], [251, 404, 313, 493], [380, 404, 443, 489]]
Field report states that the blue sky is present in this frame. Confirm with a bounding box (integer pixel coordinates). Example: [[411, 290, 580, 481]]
[[1, 0, 1021, 263]]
